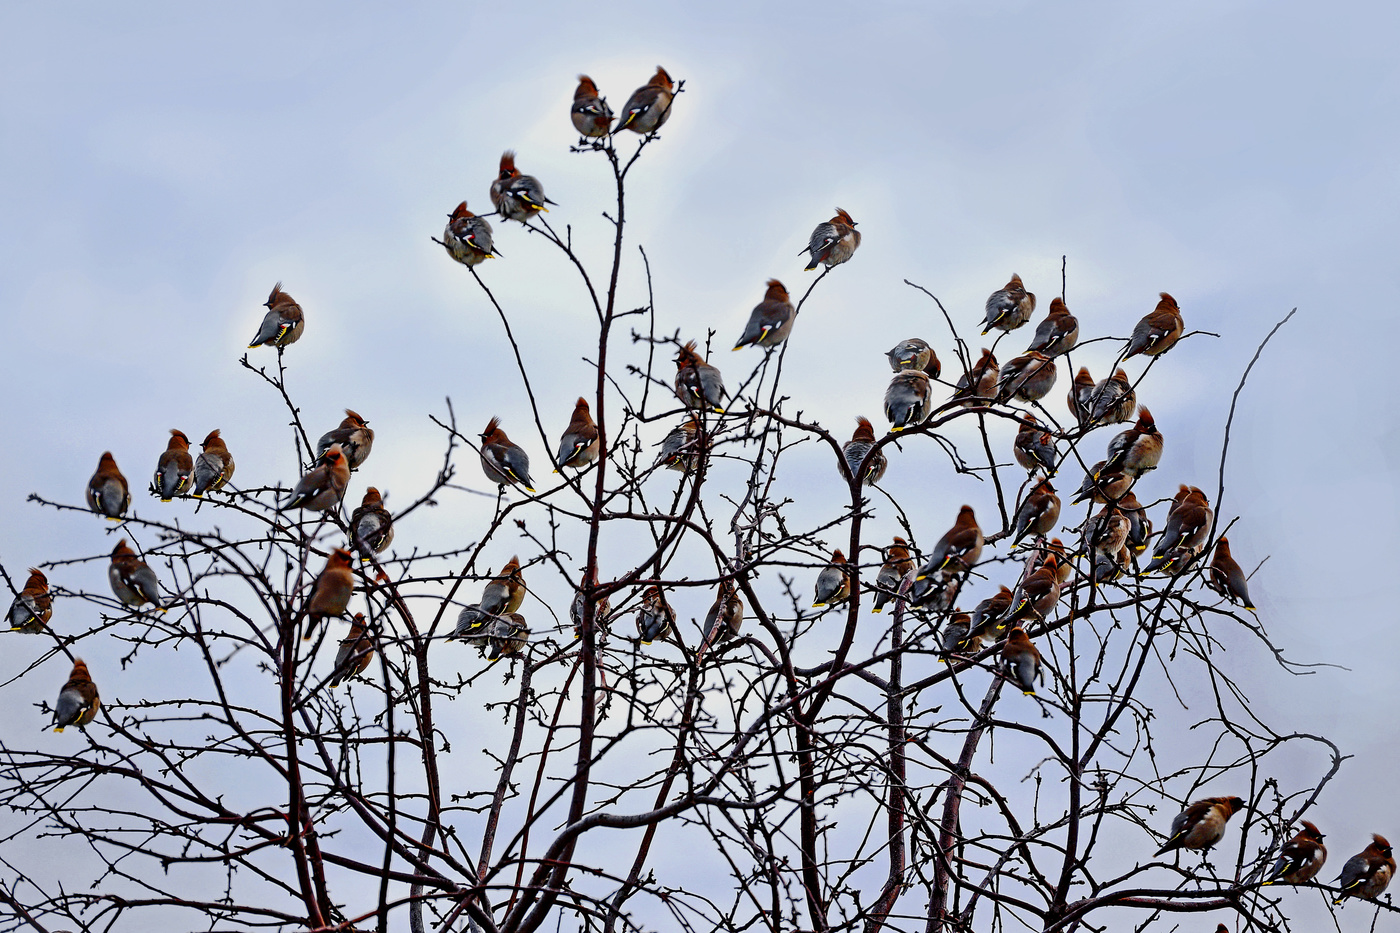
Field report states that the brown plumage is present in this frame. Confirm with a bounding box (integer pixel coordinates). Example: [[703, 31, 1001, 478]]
[[192, 429, 236, 497], [842, 417, 887, 485], [570, 567, 611, 638], [967, 585, 1015, 642], [1011, 479, 1061, 547], [109, 539, 164, 610], [1004, 556, 1062, 626], [8, 568, 53, 633], [1088, 368, 1137, 427], [87, 451, 131, 520], [571, 74, 614, 137], [51, 658, 100, 732], [152, 429, 194, 501], [1125, 292, 1185, 359], [637, 585, 676, 644], [1013, 415, 1057, 476], [871, 537, 914, 613], [1155, 796, 1245, 855], [1100, 407, 1163, 478], [1264, 820, 1327, 885], [555, 397, 601, 471], [812, 549, 851, 609], [982, 273, 1036, 335], [1335, 834, 1395, 903], [996, 351, 1057, 404], [802, 208, 861, 270], [350, 487, 394, 559], [479, 418, 535, 492], [1001, 626, 1043, 694], [921, 505, 983, 576], [697, 580, 744, 661], [328, 613, 375, 688], [656, 418, 703, 473], [316, 410, 374, 470], [480, 556, 526, 616], [733, 279, 796, 350], [1026, 296, 1078, 356], [305, 548, 355, 639], [487, 613, 530, 662], [674, 341, 727, 413], [1206, 537, 1255, 610], [614, 66, 675, 135], [283, 444, 351, 512], [1067, 366, 1096, 429], [248, 282, 305, 349], [952, 348, 999, 407]]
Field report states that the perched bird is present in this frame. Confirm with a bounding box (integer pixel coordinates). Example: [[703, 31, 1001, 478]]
[[569, 567, 611, 637], [1012, 480, 1061, 547], [1264, 821, 1327, 885], [1013, 415, 1058, 476], [305, 548, 355, 639], [1072, 461, 1134, 505], [982, 274, 1036, 335], [555, 397, 601, 471], [7, 568, 53, 634], [570, 74, 614, 138], [51, 658, 100, 732], [1146, 486, 1212, 573], [490, 151, 555, 222], [1118, 492, 1152, 552], [656, 418, 703, 473], [282, 445, 350, 512], [1334, 835, 1395, 904], [697, 580, 744, 660], [951, 349, 1000, 407], [941, 613, 980, 656], [1026, 297, 1079, 357], [1039, 539, 1075, 585], [349, 487, 394, 560], [328, 613, 375, 688], [674, 341, 727, 413], [614, 66, 675, 135], [996, 351, 1057, 404], [1066, 367, 1096, 429], [886, 338, 941, 379], [480, 556, 527, 616], [1125, 292, 1185, 359], [1088, 368, 1137, 427], [486, 613, 530, 662], [192, 430, 235, 497], [1207, 537, 1255, 610], [151, 430, 194, 501], [842, 417, 888, 485], [812, 549, 851, 609], [885, 370, 933, 431], [732, 279, 796, 350], [316, 410, 374, 470], [439, 202, 496, 268], [1002, 627, 1043, 695], [87, 452, 130, 521], [967, 585, 1015, 643], [871, 538, 914, 613], [1093, 544, 1132, 583], [1004, 556, 1062, 626], [802, 208, 861, 271], [637, 585, 675, 644], [909, 564, 962, 612], [1099, 408, 1163, 478], [450, 605, 494, 643], [479, 418, 535, 492], [248, 283, 305, 350], [922, 506, 984, 576], [1083, 505, 1131, 559], [1155, 796, 1245, 856], [108, 540, 164, 610]]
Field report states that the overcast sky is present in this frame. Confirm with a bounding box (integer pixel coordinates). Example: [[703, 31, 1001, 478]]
[[2, 2, 1398, 929]]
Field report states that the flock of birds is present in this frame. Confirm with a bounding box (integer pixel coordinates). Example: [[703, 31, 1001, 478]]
[[7, 64, 1387, 908]]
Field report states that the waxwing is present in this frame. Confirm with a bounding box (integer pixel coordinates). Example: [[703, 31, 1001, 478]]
[[151, 430, 194, 501], [885, 370, 932, 431], [8, 568, 52, 634], [996, 351, 1057, 404], [802, 208, 861, 270], [656, 418, 703, 473], [1125, 292, 1185, 359], [909, 564, 961, 611], [1155, 796, 1245, 856], [1067, 367, 1096, 429], [1092, 544, 1131, 583], [282, 445, 350, 512], [941, 613, 980, 656], [480, 556, 526, 616], [967, 585, 1015, 643], [871, 538, 914, 613], [555, 397, 600, 471], [1146, 486, 1212, 572], [733, 279, 796, 350], [1083, 505, 1131, 559], [1264, 821, 1327, 885], [886, 338, 941, 379], [1013, 415, 1058, 476], [951, 349, 1000, 407], [489, 151, 555, 222], [350, 487, 394, 560], [811, 549, 851, 609], [842, 417, 887, 485], [109, 540, 164, 610], [1002, 627, 1043, 695], [451, 605, 495, 644], [486, 613, 530, 662], [614, 66, 675, 135], [1004, 557, 1062, 626], [982, 274, 1035, 335], [248, 282, 305, 349], [1334, 835, 1395, 904], [1099, 408, 1163, 478], [697, 580, 744, 661], [479, 418, 535, 492], [637, 585, 675, 645], [1026, 297, 1078, 357], [439, 202, 496, 268], [1206, 537, 1255, 610], [674, 341, 727, 413], [918, 506, 983, 578], [1012, 480, 1061, 547], [87, 452, 130, 521], [328, 613, 375, 688], [1039, 539, 1075, 585], [571, 74, 614, 138], [192, 430, 235, 497], [305, 548, 355, 639], [1088, 369, 1137, 427], [1072, 461, 1134, 505], [569, 567, 611, 637], [51, 658, 99, 732], [316, 410, 374, 470]]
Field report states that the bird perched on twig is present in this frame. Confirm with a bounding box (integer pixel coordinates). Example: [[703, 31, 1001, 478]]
[[1013, 415, 1057, 476], [570, 74, 614, 138], [486, 613, 530, 662], [966, 585, 1015, 645], [450, 605, 495, 644], [885, 370, 932, 432], [656, 418, 703, 474], [614, 66, 675, 135], [637, 586, 675, 645], [490, 151, 555, 222], [918, 506, 983, 579], [1155, 796, 1245, 856], [282, 445, 350, 512], [1146, 485, 1212, 574], [1026, 297, 1078, 357], [1334, 835, 1395, 904], [329, 613, 375, 688], [87, 452, 130, 521], [812, 550, 851, 609], [697, 580, 743, 661], [1264, 821, 1327, 885], [842, 417, 887, 485], [886, 338, 940, 379], [480, 556, 527, 616], [802, 208, 860, 270], [305, 548, 355, 640], [439, 202, 496, 268], [1206, 537, 1255, 610], [555, 397, 600, 471], [996, 352, 1057, 404], [941, 613, 980, 657], [350, 487, 394, 560], [151, 430, 193, 501], [480, 418, 535, 493], [1072, 460, 1133, 505], [1088, 369, 1137, 427], [248, 283, 305, 350], [570, 567, 611, 638], [1012, 480, 1060, 547], [1067, 367, 1096, 429], [982, 274, 1035, 335], [871, 538, 914, 613], [109, 540, 164, 611], [674, 341, 727, 413], [1099, 408, 1163, 478], [192, 430, 235, 497], [952, 349, 999, 408], [1125, 292, 1185, 360], [51, 658, 100, 732], [1004, 556, 1062, 626], [316, 410, 374, 470], [733, 279, 796, 350], [1002, 627, 1043, 694], [7, 568, 52, 634]]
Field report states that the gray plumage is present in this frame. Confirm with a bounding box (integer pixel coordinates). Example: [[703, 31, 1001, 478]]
[[887, 338, 934, 373], [110, 560, 162, 610], [53, 685, 92, 730], [442, 208, 496, 268], [192, 449, 233, 497], [733, 282, 796, 350], [451, 605, 495, 643], [884, 370, 932, 431], [316, 412, 373, 470], [981, 274, 1035, 334]]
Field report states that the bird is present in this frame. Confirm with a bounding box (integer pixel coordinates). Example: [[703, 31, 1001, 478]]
[[674, 341, 727, 413], [697, 580, 744, 661], [1038, 539, 1075, 585], [305, 548, 355, 640], [349, 487, 394, 560], [570, 74, 614, 138], [1088, 369, 1137, 427], [802, 208, 861, 270], [1004, 556, 1062, 626], [842, 417, 888, 485], [1072, 461, 1134, 505], [1099, 408, 1163, 478], [1083, 505, 1131, 560], [656, 418, 703, 473], [328, 613, 375, 688], [192, 430, 235, 497], [87, 452, 130, 521], [1013, 415, 1058, 476], [489, 151, 555, 222], [967, 585, 1015, 644], [7, 568, 52, 634], [282, 445, 350, 512], [569, 566, 611, 638], [1067, 367, 1096, 429], [439, 202, 497, 268], [316, 410, 374, 470], [1012, 480, 1061, 547], [51, 658, 100, 732], [995, 351, 1057, 404], [614, 66, 675, 135], [951, 349, 1000, 407], [151, 430, 194, 501], [1334, 834, 1395, 904], [1206, 537, 1255, 610], [919, 506, 983, 578], [1093, 544, 1131, 583], [733, 279, 796, 350], [1117, 492, 1152, 552], [1146, 486, 1212, 573], [637, 585, 675, 645], [248, 282, 305, 349], [1026, 297, 1078, 357], [555, 397, 600, 471], [941, 613, 980, 656], [909, 564, 962, 612], [1154, 796, 1245, 856], [886, 338, 940, 379], [1125, 292, 1185, 359], [871, 538, 914, 613], [108, 540, 164, 611], [982, 274, 1035, 335], [486, 613, 530, 662], [480, 556, 527, 616], [812, 550, 851, 609], [885, 370, 933, 431], [1264, 821, 1327, 885], [1002, 627, 1043, 695], [450, 605, 495, 644], [479, 418, 535, 492]]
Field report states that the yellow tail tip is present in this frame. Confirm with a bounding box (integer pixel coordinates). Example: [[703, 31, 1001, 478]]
[[53, 726, 65, 733], [812, 602, 825, 609]]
